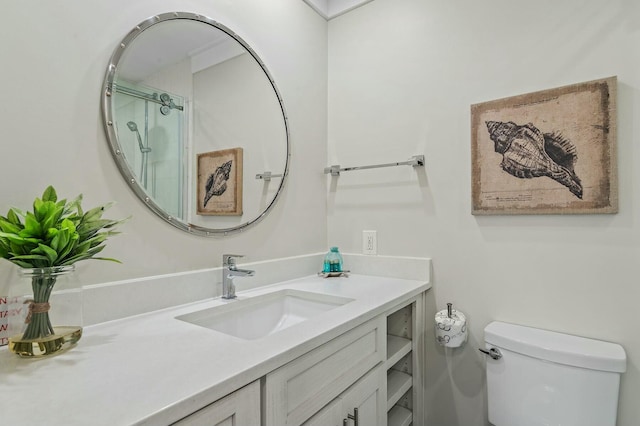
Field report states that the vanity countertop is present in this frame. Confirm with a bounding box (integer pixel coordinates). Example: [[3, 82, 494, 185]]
[[0, 273, 430, 425]]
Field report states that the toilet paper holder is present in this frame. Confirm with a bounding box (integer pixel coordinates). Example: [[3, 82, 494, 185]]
[[435, 302, 468, 348]]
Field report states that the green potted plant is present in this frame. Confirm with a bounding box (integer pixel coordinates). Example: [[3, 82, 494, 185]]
[[0, 186, 127, 357]]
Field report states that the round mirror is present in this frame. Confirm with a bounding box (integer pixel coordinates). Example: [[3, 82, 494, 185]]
[[102, 12, 290, 236]]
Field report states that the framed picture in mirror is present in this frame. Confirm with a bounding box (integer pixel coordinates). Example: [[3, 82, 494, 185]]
[[197, 148, 243, 216]]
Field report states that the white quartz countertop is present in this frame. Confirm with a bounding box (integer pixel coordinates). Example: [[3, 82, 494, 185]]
[[0, 273, 430, 425]]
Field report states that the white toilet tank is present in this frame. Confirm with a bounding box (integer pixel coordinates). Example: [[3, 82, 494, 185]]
[[483, 321, 626, 426]]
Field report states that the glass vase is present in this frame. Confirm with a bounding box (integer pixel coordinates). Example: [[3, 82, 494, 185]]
[[8, 265, 82, 358]]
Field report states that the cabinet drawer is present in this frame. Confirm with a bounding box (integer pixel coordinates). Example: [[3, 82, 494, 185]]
[[265, 316, 385, 426]]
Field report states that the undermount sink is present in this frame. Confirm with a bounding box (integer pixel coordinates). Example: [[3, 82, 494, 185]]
[[175, 289, 354, 340]]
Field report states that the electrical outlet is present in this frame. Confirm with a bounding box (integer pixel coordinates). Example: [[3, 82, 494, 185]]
[[362, 230, 377, 255]]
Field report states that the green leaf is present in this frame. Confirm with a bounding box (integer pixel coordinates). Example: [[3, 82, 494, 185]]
[[60, 245, 107, 266], [10, 254, 49, 262], [9, 243, 25, 256], [57, 234, 78, 262], [7, 209, 22, 226], [81, 206, 105, 223], [42, 186, 58, 203], [72, 239, 91, 255], [83, 233, 108, 248], [49, 228, 65, 252], [0, 218, 21, 234], [86, 245, 106, 257], [63, 194, 83, 216], [90, 257, 122, 264], [46, 227, 59, 241], [0, 232, 40, 246], [11, 259, 35, 268], [60, 218, 77, 234], [41, 204, 64, 233], [33, 200, 57, 224], [77, 219, 115, 239], [33, 197, 43, 209], [34, 243, 58, 265], [59, 252, 91, 265], [0, 241, 8, 258], [22, 212, 43, 237]]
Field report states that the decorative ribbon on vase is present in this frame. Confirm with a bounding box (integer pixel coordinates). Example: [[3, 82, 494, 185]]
[[23, 299, 51, 324]]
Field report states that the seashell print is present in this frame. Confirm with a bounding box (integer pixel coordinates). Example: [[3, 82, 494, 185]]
[[485, 121, 583, 199], [203, 160, 232, 207]]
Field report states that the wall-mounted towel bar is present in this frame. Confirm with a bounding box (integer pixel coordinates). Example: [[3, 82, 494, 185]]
[[324, 155, 424, 176], [255, 172, 283, 181]]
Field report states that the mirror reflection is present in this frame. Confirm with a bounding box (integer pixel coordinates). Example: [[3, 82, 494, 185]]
[[103, 13, 289, 235]]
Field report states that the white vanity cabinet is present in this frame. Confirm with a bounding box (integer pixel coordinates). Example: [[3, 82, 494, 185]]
[[172, 380, 260, 426], [264, 292, 426, 426]]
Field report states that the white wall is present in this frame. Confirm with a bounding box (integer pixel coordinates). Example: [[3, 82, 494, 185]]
[[328, 0, 640, 425], [0, 0, 328, 288]]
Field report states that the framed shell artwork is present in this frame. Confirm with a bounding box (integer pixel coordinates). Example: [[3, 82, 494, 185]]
[[197, 148, 243, 216], [471, 76, 617, 215]]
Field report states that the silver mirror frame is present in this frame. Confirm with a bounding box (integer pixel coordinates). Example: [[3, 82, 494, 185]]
[[101, 11, 290, 236]]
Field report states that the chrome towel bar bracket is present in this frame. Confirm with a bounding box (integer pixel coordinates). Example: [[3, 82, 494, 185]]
[[255, 171, 283, 181]]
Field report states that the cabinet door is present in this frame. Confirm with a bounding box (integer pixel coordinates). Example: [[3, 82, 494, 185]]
[[340, 365, 386, 426], [172, 380, 260, 426], [304, 366, 386, 426], [303, 398, 342, 426]]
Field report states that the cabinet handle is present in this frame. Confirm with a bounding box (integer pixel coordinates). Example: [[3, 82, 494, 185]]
[[347, 407, 359, 426], [343, 420, 348, 426]]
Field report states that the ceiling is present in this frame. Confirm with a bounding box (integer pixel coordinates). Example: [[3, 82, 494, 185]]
[[302, 0, 375, 20]]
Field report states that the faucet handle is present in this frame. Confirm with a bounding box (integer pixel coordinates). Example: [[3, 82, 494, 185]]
[[223, 254, 244, 265]]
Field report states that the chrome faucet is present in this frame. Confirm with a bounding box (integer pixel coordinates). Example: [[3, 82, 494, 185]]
[[222, 254, 255, 299]]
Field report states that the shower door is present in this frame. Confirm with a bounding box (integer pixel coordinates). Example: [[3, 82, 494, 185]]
[[113, 82, 186, 219]]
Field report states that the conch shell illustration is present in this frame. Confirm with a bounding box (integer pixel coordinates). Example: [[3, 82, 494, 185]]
[[485, 121, 583, 199], [203, 160, 232, 207]]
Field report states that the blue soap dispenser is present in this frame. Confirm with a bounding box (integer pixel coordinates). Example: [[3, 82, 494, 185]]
[[323, 247, 344, 273]]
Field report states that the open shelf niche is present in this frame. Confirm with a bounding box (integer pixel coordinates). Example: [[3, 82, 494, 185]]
[[386, 302, 415, 426]]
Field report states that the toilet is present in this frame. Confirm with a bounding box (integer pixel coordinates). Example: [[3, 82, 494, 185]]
[[483, 321, 626, 426]]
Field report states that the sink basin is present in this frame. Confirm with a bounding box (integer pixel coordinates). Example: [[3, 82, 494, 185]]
[[175, 289, 354, 340]]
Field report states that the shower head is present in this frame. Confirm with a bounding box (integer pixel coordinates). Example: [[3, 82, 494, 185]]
[[125, 121, 151, 153]]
